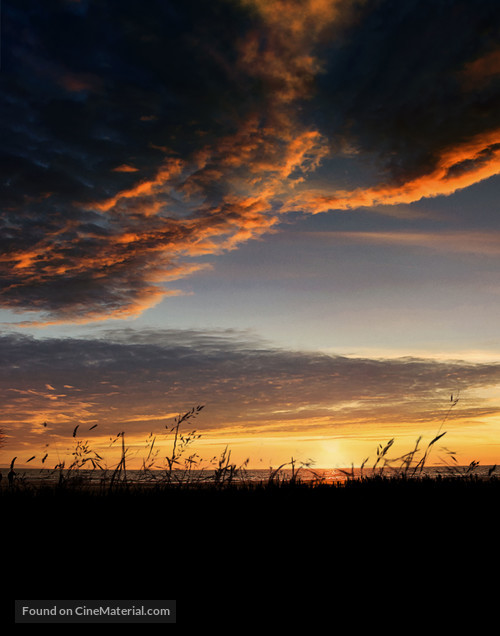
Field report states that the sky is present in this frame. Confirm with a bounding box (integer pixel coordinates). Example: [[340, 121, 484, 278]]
[[2, 0, 500, 471]]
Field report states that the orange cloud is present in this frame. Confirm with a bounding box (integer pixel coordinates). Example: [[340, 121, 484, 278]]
[[6, 287, 175, 328], [237, 0, 363, 105], [112, 164, 139, 173], [461, 48, 500, 89], [290, 128, 500, 213], [243, 0, 365, 44], [58, 72, 100, 93], [91, 158, 185, 212]]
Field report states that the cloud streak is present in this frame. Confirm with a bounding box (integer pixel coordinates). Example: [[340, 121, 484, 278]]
[[311, 229, 500, 257]]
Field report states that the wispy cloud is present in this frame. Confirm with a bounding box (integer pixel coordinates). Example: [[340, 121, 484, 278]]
[[310, 229, 500, 256]]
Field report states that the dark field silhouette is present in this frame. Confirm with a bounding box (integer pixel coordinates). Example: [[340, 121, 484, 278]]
[[2, 404, 498, 628]]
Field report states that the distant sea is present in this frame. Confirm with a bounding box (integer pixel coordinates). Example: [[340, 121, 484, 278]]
[[0, 465, 497, 485]]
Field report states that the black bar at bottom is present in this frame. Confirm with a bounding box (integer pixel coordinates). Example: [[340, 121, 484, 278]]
[[15, 600, 176, 623]]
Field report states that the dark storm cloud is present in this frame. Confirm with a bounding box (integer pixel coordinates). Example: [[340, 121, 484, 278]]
[[1, 0, 273, 322], [3, 0, 500, 322], [311, 0, 500, 182], [4, 0, 259, 181], [2, 330, 500, 449]]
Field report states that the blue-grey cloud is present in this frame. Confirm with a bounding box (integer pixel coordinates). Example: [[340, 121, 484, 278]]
[[1, 329, 499, 454], [311, 0, 500, 182]]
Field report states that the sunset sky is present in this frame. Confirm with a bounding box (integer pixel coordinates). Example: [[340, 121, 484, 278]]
[[3, 0, 500, 471]]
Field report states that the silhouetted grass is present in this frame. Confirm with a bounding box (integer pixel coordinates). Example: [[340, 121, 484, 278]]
[[4, 399, 495, 631], [2, 395, 498, 508]]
